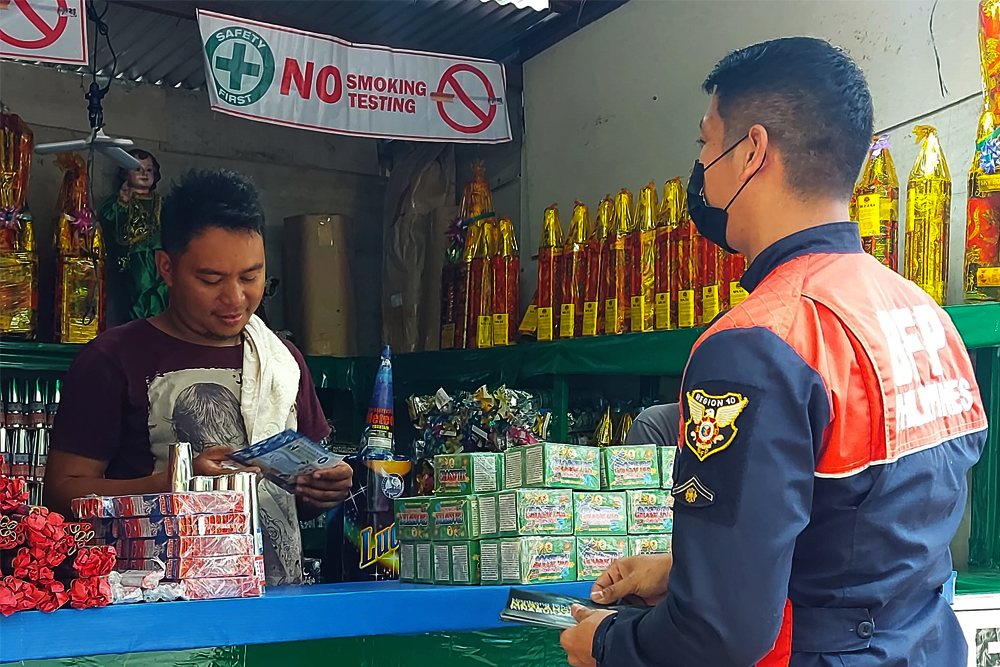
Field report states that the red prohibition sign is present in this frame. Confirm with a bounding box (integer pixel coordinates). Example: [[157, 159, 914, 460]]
[[435, 63, 498, 135], [0, 0, 69, 49]]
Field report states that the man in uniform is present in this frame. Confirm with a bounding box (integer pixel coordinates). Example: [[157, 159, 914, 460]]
[[560, 37, 987, 667]]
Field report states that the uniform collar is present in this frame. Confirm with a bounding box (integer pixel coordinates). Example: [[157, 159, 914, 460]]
[[741, 222, 864, 293]]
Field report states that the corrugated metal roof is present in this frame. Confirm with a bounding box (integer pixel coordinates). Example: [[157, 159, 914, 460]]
[[45, 0, 572, 90]]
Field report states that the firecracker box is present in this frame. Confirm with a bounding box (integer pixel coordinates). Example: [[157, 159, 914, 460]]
[[115, 534, 254, 560], [480, 536, 577, 585], [577, 536, 628, 581], [523, 443, 600, 490], [602, 446, 660, 490], [626, 490, 674, 534], [504, 447, 525, 489], [496, 489, 574, 537], [430, 496, 488, 541], [659, 447, 677, 489], [433, 542, 452, 583], [627, 534, 672, 557], [394, 498, 433, 541], [434, 453, 502, 495], [449, 541, 482, 585], [573, 492, 627, 536]]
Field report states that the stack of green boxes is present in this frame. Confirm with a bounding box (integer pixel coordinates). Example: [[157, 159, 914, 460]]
[[396, 443, 678, 587]]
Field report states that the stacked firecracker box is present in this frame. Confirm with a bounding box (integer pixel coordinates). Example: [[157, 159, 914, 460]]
[[397, 444, 677, 586]]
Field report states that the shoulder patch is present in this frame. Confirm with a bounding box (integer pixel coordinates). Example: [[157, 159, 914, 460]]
[[684, 389, 749, 461], [672, 476, 715, 508]]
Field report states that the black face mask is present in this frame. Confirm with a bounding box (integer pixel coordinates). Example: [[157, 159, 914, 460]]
[[687, 136, 764, 253]]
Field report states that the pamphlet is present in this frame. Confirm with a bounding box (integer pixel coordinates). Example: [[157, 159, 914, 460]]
[[227, 430, 345, 493]]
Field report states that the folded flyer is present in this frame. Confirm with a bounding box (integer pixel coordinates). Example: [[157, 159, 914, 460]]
[[500, 588, 600, 629], [227, 430, 346, 493]]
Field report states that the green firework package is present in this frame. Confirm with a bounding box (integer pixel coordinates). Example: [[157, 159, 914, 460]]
[[399, 542, 434, 583], [573, 492, 627, 536], [480, 536, 577, 584], [627, 534, 672, 557], [523, 443, 601, 490], [430, 495, 496, 540], [496, 489, 574, 536], [449, 540, 482, 585], [433, 542, 452, 583], [504, 446, 526, 488], [659, 447, 677, 489], [434, 452, 502, 495], [577, 536, 628, 581], [394, 498, 432, 541], [626, 490, 674, 534], [603, 445, 660, 489]]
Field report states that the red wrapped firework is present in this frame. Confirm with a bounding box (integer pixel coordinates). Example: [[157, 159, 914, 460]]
[[182, 575, 262, 600], [0, 575, 40, 616], [655, 179, 684, 330], [0, 514, 25, 550], [72, 491, 246, 519], [629, 183, 658, 333], [982, 0, 1000, 113], [453, 226, 476, 349], [69, 575, 112, 609], [700, 238, 723, 325], [12, 546, 56, 583], [467, 220, 495, 349], [74, 545, 116, 577], [117, 533, 255, 560], [674, 211, 702, 329], [112, 513, 250, 539], [439, 263, 458, 349], [722, 252, 749, 310], [0, 475, 29, 513], [22, 507, 70, 550], [561, 201, 591, 338], [491, 217, 519, 346], [121, 554, 255, 580], [584, 196, 613, 336], [36, 580, 69, 613], [536, 204, 564, 342], [603, 191, 633, 335]]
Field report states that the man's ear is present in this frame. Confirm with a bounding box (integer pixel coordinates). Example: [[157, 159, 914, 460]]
[[155, 249, 174, 288], [741, 124, 769, 180]]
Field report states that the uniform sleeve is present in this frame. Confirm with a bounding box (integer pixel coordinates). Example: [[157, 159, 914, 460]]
[[626, 404, 681, 447], [50, 342, 126, 462], [284, 340, 332, 444], [594, 327, 831, 667]]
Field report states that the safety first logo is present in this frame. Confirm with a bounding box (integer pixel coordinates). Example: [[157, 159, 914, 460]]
[[205, 27, 275, 106]]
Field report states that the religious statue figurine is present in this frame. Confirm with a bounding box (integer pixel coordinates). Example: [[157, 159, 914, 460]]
[[54, 153, 105, 344], [98, 148, 168, 320]]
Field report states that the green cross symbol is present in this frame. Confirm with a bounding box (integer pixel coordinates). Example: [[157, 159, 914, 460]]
[[214, 42, 260, 89]]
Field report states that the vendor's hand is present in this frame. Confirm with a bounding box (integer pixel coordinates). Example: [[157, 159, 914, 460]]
[[295, 462, 353, 510], [192, 445, 256, 477], [560, 605, 615, 667], [591, 553, 673, 607]]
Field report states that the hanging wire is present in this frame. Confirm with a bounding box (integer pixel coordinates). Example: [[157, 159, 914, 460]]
[[929, 0, 949, 98]]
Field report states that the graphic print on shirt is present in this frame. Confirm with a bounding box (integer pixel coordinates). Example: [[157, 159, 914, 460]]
[[146, 367, 302, 585], [874, 304, 981, 460]]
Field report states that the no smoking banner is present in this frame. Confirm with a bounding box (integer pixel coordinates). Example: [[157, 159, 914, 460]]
[[0, 0, 88, 65], [198, 10, 511, 144]]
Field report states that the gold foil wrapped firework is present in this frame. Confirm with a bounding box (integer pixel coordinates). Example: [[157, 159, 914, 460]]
[[537, 204, 563, 341], [602, 190, 633, 335], [966, 101, 1000, 302], [584, 195, 612, 337], [905, 125, 952, 306], [519, 289, 538, 337], [614, 413, 633, 446], [454, 225, 478, 349], [723, 252, 749, 310], [982, 1, 1000, 112], [674, 189, 702, 329], [561, 201, 591, 338], [492, 217, 520, 344], [593, 408, 614, 446], [851, 135, 899, 270], [0, 112, 36, 338], [54, 153, 105, 343], [629, 182, 657, 333], [655, 178, 683, 330], [467, 220, 495, 349]]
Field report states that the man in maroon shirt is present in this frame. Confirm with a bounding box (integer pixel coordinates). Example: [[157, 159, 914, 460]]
[[45, 169, 352, 585]]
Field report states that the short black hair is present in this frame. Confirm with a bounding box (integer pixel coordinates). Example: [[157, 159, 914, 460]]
[[160, 169, 264, 255], [703, 37, 874, 199]]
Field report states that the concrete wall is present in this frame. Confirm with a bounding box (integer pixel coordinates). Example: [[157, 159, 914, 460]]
[[523, 0, 982, 304], [0, 61, 385, 350]]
